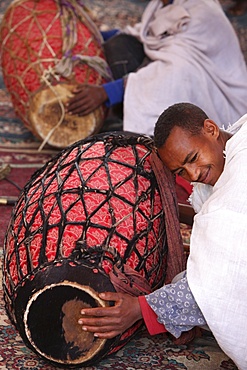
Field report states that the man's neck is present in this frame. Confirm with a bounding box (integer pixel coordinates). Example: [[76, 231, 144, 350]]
[[220, 129, 233, 148]]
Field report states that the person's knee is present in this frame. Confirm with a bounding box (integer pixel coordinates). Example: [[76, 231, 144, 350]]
[[103, 34, 146, 79]]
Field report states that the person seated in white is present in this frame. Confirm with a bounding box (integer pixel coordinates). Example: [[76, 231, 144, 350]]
[[66, 0, 247, 135], [77, 103, 247, 370]]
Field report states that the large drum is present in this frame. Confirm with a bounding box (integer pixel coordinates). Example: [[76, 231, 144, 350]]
[[3, 132, 170, 367], [0, 0, 111, 149]]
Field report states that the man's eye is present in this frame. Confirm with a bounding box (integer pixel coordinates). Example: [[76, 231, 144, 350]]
[[190, 154, 198, 163], [177, 169, 184, 176]]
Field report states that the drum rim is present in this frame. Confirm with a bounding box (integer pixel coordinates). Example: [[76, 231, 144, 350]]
[[23, 280, 108, 365]]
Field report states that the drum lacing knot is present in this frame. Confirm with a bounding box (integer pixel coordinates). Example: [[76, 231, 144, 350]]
[[72, 241, 123, 271], [40, 65, 61, 84]]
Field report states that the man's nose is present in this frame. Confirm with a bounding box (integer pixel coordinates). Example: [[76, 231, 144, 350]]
[[185, 165, 200, 182]]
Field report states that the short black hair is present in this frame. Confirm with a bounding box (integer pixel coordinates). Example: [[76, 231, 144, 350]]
[[154, 102, 209, 148]]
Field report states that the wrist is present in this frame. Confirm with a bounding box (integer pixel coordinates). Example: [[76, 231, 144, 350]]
[[134, 296, 143, 322], [102, 78, 124, 107], [138, 296, 167, 335]]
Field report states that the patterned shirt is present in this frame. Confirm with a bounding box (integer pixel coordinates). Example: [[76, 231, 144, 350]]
[[145, 271, 207, 338]]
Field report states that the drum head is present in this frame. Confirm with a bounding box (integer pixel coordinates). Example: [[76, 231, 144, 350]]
[[14, 262, 118, 367], [28, 83, 105, 149]]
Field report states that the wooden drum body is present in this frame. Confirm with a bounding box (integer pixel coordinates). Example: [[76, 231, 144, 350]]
[[0, 0, 111, 148], [3, 132, 168, 367]]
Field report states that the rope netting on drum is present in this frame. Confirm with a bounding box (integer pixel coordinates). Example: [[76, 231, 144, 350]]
[[4, 134, 167, 307], [0, 0, 111, 130]]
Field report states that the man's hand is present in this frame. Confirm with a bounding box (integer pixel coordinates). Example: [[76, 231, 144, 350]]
[[78, 292, 142, 339], [65, 84, 108, 116]]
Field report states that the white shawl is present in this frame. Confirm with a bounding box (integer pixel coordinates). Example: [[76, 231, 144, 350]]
[[123, 0, 247, 136], [187, 114, 247, 369]]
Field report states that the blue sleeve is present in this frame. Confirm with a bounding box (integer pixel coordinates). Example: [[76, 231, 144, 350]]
[[102, 78, 124, 107], [145, 271, 207, 338], [101, 29, 119, 41]]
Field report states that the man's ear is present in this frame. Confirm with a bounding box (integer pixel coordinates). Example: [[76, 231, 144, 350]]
[[203, 119, 220, 139]]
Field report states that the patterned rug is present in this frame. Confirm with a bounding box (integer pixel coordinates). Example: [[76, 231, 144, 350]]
[[0, 264, 237, 370], [0, 0, 245, 369]]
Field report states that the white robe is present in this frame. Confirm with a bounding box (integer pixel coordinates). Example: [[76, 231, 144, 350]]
[[187, 114, 247, 370], [123, 0, 247, 136]]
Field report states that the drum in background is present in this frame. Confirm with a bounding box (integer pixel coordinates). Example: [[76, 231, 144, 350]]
[[0, 0, 111, 149], [3, 132, 168, 367]]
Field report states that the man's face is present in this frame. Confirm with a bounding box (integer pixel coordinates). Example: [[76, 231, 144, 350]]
[[157, 120, 225, 186]]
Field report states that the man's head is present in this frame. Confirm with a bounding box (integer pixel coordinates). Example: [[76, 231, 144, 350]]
[[154, 103, 229, 186]]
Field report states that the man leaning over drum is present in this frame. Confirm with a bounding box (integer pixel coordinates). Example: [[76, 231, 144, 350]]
[[76, 102, 247, 370], [66, 0, 247, 136]]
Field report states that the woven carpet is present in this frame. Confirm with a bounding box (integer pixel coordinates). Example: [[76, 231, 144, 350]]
[[0, 0, 245, 369]]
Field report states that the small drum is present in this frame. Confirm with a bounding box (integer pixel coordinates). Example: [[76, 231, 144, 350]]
[[0, 0, 111, 149], [3, 132, 169, 367]]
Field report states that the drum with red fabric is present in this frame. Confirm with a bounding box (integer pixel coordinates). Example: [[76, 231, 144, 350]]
[[0, 0, 111, 149], [3, 132, 169, 367]]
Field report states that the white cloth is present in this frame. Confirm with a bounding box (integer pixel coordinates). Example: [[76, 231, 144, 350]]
[[123, 0, 247, 136], [187, 114, 247, 370]]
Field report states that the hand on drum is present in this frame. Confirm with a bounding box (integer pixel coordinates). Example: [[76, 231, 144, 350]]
[[78, 292, 142, 339], [65, 84, 108, 116]]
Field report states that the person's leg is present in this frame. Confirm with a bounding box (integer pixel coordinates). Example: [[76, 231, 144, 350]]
[[103, 34, 146, 79]]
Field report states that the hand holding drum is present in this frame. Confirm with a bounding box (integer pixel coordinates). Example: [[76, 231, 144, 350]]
[[65, 84, 108, 117]]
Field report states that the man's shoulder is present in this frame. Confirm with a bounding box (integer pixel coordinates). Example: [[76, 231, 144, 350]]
[[227, 113, 247, 135]]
